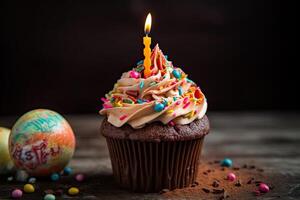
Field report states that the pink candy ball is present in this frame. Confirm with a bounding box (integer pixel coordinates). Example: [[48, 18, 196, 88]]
[[75, 173, 85, 182], [129, 71, 140, 79], [259, 183, 270, 193], [11, 189, 23, 198], [227, 172, 236, 181]]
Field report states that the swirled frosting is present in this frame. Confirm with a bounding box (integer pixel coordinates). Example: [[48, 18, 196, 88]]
[[100, 44, 207, 129]]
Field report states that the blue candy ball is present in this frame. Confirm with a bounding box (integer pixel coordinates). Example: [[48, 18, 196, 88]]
[[50, 173, 60, 181], [154, 103, 165, 112], [172, 69, 181, 79], [63, 167, 72, 175], [220, 158, 233, 167]]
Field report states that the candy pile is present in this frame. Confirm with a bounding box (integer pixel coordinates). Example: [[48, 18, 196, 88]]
[[7, 167, 85, 199]]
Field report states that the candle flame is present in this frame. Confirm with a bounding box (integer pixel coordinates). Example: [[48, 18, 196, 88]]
[[144, 13, 152, 35]]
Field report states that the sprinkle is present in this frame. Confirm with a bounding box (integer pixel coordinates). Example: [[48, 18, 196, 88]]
[[101, 97, 108, 102], [149, 81, 156, 87], [165, 55, 168, 60], [137, 99, 144, 104], [129, 70, 140, 79], [103, 104, 113, 109], [178, 86, 183, 96], [162, 99, 168, 106], [123, 99, 133, 104], [114, 101, 123, 107], [172, 113, 177, 117], [183, 97, 189, 104], [186, 78, 194, 84], [110, 97, 115, 103], [168, 121, 175, 126], [173, 97, 178, 101], [119, 115, 127, 121], [139, 80, 144, 89], [176, 101, 181, 105], [183, 102, 191, 109], [137, 60, 143, 65], [166, 109, 174, 115], [135, 66, 144, 72], [172, 69, 181, 79], [154, 103, 165, 112]]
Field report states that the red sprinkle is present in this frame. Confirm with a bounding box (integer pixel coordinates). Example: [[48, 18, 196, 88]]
[[183, 102, 191, 109], [183, 97, 189, 104], [101, 97, 108, 102], [119, 115, 128, 121], [175, 101, 181, 105], [103, 104, 113, 109]]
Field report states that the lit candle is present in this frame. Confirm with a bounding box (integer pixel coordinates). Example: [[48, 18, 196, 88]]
[[143, 13, 152, 78]]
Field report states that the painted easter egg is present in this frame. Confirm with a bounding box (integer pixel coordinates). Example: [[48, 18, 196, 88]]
[[0, 127, 14, 174], [9, 109, 76, 176]]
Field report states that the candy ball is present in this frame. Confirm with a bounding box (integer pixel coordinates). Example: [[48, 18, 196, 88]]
[[63, 167, 72, 175], [51, 173, 60, 181], [28, 177, 36, 183], [129, 70, 140, 79], [172, 69, 181, 79], [75, 173, 85, 182], [227, 172, 236, 181], [259, 183, 270, 193], [9, 109, 76, 176], [11, 189, 23, 198], [23, 183, 35, 193], [44, 194, 56, 200], [68, 187, 79, 195], [221, 158, 233, 167], [0, 127, 14, 174], [154, 103, 165, 112]]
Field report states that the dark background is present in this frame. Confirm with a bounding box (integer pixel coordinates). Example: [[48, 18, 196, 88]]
[[0, 0, 294, 116]]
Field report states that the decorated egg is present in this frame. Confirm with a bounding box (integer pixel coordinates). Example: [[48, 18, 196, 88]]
[[9, 109, 76, 176], [0, 127, 14, 174]]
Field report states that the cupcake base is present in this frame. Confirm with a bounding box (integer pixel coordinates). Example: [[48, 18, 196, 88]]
[[106, 137, 204, 192]]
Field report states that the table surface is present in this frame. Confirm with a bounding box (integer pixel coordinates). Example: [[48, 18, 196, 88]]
[[0, 112, 299, 200]]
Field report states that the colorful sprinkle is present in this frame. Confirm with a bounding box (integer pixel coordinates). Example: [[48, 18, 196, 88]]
[[227, 173, 236, 181], [135, 66, 144, 72], [166, 109, 174, 115], [11, 189, 23, 198], [149, 81, 156, 86], [183, 102, 191, 109], [50, 173, 60, 181], [139, 80, 144, 89], [154, 103, 165, 112], [129, 70, 140, 79], [136, 60, 143, 65], [220, 158, 233, 167], [137, 99, 144, 104], [178, 86, 183, 96], [194, 89, 202, 99], [259, 183, 270, 193], [101, 97, 108, 102], [176, 101, 181, 106], [168, 121, 175, 126], [68, 187, 79, 195], [103, 104, 113, 109], [123, 99, 133, 104], [183, 97, 189, 104], [75, 174, 85, 182], [23, 184, 35, 193], [172, 69, 181, 79], [44, 194, 56, 200], [119, 115, 127, 121], [165, 55, 168, 60]]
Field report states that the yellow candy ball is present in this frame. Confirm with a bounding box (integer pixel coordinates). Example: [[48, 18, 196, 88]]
[[68, 187, 79, 195], [0, 127, 14, 174], [23, 184, 35, 193]]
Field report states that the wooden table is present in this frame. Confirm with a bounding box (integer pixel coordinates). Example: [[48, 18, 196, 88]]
[[0, 112, 299, 199]]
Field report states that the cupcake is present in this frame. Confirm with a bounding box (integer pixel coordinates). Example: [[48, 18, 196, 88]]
[[100, 44, 209, 192]]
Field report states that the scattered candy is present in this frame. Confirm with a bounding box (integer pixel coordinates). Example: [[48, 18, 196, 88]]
[[178, 86, 183, 96], [63, 167, 72, 175], [44, 194, 56, 200], [154, 103, 165, 112], [11, 189, 23, 198], [28, 177, 36, 183], [23, 183, 35, 193], [129, 70, 140, 79], [227, 172, 236, 181], [68, 187, 79, 195], [183, 102, 191, 109], [172, 69, 181, 79], [259, 183, 270, 193], [139, 80, 144, 89], [15, 170, 29, 182], [50, 173, 60, 181], [220, 158, 233, 167], [75, 173, 85, 182]]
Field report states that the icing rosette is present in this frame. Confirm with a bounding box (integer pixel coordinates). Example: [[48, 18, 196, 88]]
[[100, 44, 207, 129]]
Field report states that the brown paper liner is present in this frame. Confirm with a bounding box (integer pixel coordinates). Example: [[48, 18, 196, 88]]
[[106, 137, 204, 192]]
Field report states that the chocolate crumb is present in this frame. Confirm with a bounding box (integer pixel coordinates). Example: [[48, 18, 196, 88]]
[[207, 169, 212, 173], [203, 171, 208, 175], [247, 179, 253, 184], [233, 167, 240, 170], [235, 180, 242, 187], [202, 188, 210, 193], [194, 181, 199, 186], [221, 167, 225, 171], [212, 180, 220, 188], [159, 189, 170, 194], [250, 165, 256, 169], [212, 189, 225, 194]]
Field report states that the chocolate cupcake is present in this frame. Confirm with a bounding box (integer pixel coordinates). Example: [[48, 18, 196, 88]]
[[100, 45, 209, 192]]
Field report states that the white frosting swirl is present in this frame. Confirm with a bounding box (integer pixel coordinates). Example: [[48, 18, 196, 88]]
[[100, 44, 207, 129]]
